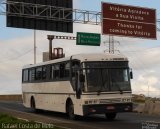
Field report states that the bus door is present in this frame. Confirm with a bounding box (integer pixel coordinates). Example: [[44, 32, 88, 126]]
[[71, 60, 83, 99]]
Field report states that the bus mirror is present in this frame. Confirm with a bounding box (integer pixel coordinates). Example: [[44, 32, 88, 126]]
[[79, 74, 85, 82], [130, 71, 133, 79]]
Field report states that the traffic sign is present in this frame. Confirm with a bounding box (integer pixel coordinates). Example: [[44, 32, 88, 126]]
[[102, 2, 157, 39], [77, 32, 101, 46]]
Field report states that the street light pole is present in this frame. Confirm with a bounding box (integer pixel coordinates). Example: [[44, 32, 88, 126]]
[[148, 83, 150, 97], [34, 30, 36, 64]]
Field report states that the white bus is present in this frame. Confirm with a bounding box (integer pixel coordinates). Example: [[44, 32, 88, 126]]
[[22, 53, 133, 120]]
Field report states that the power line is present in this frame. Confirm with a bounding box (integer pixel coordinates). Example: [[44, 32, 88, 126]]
[[0, 48, 34, 63]]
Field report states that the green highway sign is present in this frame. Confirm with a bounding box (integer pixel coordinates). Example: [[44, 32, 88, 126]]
[[77, 32, 101, 46]]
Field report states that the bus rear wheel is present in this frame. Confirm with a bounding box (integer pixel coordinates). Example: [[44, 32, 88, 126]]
[[67, 101, 76, 120], [31, 97, 40, 113], [105, 113, 117, 121], [31, 97, 36, 111]]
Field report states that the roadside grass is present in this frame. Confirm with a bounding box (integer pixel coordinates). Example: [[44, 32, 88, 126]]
[[0, 113, 63, 129]]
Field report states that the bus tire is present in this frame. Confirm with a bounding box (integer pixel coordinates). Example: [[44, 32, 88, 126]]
[[31, 97, 39, 113], [105, 113, 117, 121], [67, 101, 76, 120]]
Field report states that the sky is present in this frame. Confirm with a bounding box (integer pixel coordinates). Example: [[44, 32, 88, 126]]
[[0, 0, 160, 97]]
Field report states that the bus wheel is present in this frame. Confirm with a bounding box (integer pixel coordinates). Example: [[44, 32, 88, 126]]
[[31, 97, 36, 112], [105, 113, 117, 121], [67, 101, 76, 120]]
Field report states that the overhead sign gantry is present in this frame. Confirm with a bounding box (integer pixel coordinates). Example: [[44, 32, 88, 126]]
[[6, 0, 73, 33]]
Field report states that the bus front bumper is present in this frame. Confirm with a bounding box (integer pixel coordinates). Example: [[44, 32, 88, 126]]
[[83, 103, 133, 116]]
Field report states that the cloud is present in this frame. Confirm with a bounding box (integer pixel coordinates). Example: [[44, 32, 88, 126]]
[[127, 48, 160, 70], [132, 71, 160, 97]]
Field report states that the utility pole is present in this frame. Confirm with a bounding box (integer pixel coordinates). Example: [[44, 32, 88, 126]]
[[104, 36, 120, 54], [34, 30, 36, 64], [110, 36, 114, 54], [148, 83, 150, 97]]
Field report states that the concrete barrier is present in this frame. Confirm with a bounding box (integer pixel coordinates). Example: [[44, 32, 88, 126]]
[[153, 102, 160, 115], [143, 100, 153, 114], [133, 103, 145, 113], [0, 95, 22, 101], [148, 102, 155, 115], [142, 100, 160, 115]]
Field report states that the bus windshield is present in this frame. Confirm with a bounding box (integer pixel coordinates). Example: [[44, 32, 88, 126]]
[[84, 62, 131, 92]]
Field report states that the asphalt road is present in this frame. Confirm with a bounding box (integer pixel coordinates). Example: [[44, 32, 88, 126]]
[[0, 101, 160, 129]]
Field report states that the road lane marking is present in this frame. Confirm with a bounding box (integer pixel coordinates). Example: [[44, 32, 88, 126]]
[[17, 117, 29, 122]]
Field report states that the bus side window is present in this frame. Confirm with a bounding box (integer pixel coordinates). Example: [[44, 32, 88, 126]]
[[23, 69, 29, 82], [65, 62, 70, 78], [51, 64, 59, 80], [52, 64, 60, 79], [59, 62, 70, 79], [51, 62, 70, 80], [60, 63, 65, 78], [51, 65, 55, 80], [35, 67, 42, 80], [71, 61, 80, 90], [72, 61, 80, 75], [29, 68, 35, 82], [42, 66, 47, 80]]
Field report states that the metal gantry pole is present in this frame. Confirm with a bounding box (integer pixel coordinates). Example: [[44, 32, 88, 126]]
[[34, 30, 36, 64], [109, 36, 111, 53], [108, 35, 114, 54], [111, 36, 114, 54]]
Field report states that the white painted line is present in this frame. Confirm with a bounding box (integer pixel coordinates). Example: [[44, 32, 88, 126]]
[[34, 121, 44, 124], [56, 125, 71, 129], [17, 117, 29, 122]]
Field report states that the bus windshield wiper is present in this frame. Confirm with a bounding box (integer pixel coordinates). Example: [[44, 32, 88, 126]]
[[113, 81, 123, 94], [97, 85, 103, 95]]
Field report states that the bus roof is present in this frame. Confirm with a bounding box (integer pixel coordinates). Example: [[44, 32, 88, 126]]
[[72, 53, 128, 61], [23, 53, 128, 69]]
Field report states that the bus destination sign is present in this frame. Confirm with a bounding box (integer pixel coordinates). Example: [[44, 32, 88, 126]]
[[102, 2, 157, 39]]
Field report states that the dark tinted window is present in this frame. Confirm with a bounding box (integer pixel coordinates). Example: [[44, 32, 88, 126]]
[[23, 61, 71, 83], [35, 67, 42, 80], [42, 66, 47, 80], [29, 68, 35, 81], [23, 69, 29, 82], [64, 62, 70, 78], [51, 64, 60, 79], [51, 62, 70, 80]]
